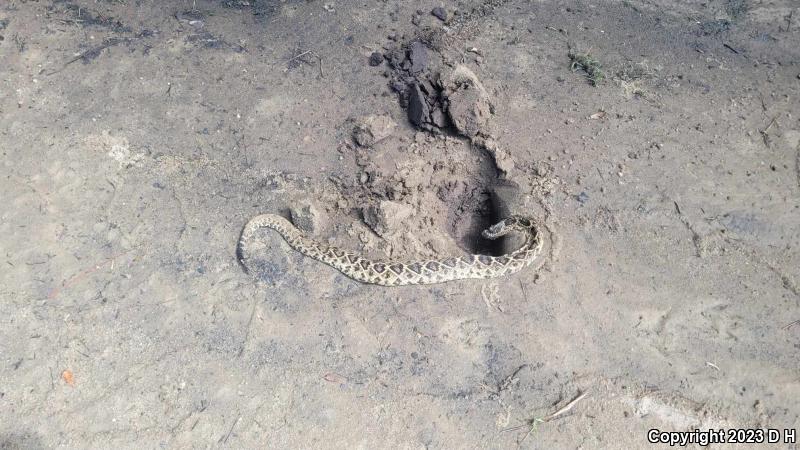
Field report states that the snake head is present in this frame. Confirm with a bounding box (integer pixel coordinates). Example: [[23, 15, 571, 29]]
[[482, 219, 510, 239]]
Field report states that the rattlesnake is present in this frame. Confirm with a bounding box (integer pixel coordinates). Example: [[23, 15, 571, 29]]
[[238, 214, 543, 286]]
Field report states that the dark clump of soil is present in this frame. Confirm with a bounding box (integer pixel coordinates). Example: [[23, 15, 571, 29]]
[[384, 39, 453, 133], [431, 7, 448, 22]]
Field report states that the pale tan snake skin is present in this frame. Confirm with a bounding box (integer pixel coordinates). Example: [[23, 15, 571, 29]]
[[238, 214, 543, 286]]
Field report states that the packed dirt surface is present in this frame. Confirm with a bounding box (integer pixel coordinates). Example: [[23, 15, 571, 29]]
[[2, 0, 799, 448]]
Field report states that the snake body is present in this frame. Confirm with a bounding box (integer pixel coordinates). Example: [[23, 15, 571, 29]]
[[238, 214, 543, 286]]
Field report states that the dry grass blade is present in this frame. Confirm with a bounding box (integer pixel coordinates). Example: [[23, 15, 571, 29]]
[[541, 390, 590, 422], [568, 48, 605, 86], [503, 390, 591, 448]]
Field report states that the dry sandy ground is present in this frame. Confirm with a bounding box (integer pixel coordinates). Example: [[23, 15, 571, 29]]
[[1, 0, 799, 448]]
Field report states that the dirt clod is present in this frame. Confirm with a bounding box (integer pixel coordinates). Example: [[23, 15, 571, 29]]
[[431, 7, 448, 22], [442, 65, 494, 137], [368, 51, 383, 66], [353, 114, 397, 147], [290, 200, 323, 233], [408, 41, 429, 74], [363, 200, 414, 237], [407, 83, 430, 127]]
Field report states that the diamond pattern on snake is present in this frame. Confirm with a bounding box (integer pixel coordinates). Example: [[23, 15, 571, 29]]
[[238, 213, 543, 286]]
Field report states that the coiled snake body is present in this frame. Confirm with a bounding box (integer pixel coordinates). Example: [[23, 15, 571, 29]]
[[238, 214, 543, 286]]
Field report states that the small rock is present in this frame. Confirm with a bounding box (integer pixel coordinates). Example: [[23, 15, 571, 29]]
[[390, 81, 406, 93], [353, 114, 397, 147], [176, 10, 205, 27], [442, 65, 493, 137], [407, 83, 430, 126], [445, 85, 492, 137], [363, 201, 414, 237], [290, 201, 323, 233], [408, 41, 428, 74], [431, 7, 448, 21], [386, 48, 404, 68], [431, 107, 447, 128], [369, 51, 383, 66]]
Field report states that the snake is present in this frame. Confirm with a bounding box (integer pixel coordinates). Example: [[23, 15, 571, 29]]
[[237, 214, 543, 286]]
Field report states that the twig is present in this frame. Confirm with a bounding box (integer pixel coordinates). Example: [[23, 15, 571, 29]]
[[783, 319, 799, 330], [237, 297, 258, 357], [498, 364, 527, 393], [759, 116, 777, 148], [48, 37, 128, 75], [280, 49, 324, 77], [795, 139, 800, 190], [722, 43, 740, 54], [763, 116, 777, 132], [517, 425, 536, 448], [541, 390, 589, 422], [502, 390, 591, 447], [53, 18, 85, 25], [596, 167, 605, 181], [220, 416, 241, 444], [284, 50, 311, 66], [518, 279, 529, 303]]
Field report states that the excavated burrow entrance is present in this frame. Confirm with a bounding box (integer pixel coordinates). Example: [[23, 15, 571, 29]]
[[365, 27, 524, 258]]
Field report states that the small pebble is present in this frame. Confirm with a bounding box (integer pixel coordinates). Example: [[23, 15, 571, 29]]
[[431, 7, 447, 21], [369, 51, 383, 66]]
